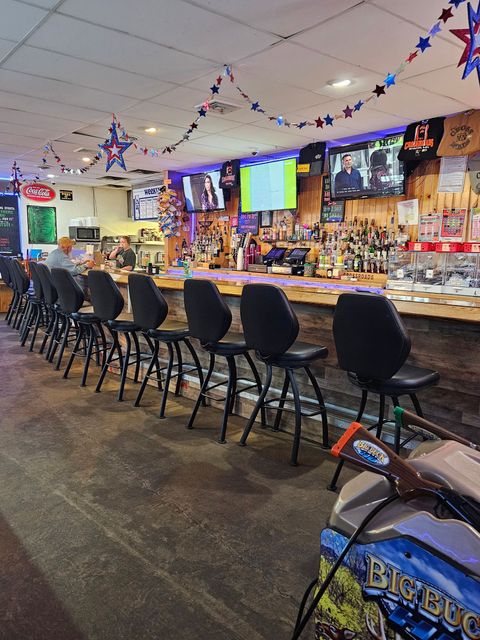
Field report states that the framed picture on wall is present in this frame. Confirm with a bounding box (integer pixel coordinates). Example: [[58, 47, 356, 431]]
[[259, 211, 273, 228], [27, 205, 57, 244]]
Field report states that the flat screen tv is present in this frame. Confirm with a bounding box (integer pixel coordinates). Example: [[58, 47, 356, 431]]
[[240, 158, 297, 213], [328, 134, 404, 200], [182, 170, 225, 213]]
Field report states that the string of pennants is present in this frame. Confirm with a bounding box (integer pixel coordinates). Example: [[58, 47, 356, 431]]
[[9, 0, 479, 191]]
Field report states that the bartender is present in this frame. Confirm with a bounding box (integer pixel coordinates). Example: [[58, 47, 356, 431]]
[[108, 236, 136, 271]]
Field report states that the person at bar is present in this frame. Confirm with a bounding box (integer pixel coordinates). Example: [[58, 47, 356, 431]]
[[108, 235, 136, 271], [45, 237, 94, 274]]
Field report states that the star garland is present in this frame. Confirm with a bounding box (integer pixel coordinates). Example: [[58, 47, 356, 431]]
[[234, 0, 467, 130]]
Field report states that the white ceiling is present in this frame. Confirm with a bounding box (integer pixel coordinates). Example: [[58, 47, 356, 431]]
[[0, 0, 478, 188]]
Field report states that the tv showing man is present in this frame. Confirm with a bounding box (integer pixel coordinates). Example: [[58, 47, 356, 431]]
[[334, 153, 363, 196]]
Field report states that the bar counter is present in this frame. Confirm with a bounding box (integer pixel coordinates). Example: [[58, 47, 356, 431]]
[[81, 268, 480, 445]]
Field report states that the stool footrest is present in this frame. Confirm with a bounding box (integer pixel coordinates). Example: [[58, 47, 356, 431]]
[[263, 395, 326, 418], [143, 362, 199, 383], [202, 377, 258, 403]]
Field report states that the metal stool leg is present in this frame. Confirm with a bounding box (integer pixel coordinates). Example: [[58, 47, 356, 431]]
[[81, 324, 96, 387], [305, 366, 329, 448], [134, 339, 159, 407], [244, 351, 266, 426], [55, 317, 71, 370], [287, 368, 303, 466], [63, 324, 84, 380], [273, 370, 290, 431], [183, 338, 205, 404], [186, 352, 215, 430], [218, 356, 235, 443], [39, 309, 54, 355], [239, 363, 273, 446], [117, 332, 131, 401], [375, 395, 386, 439], [173, 340, 183, 396], [228, 356, 237, 414], [159, 342, 174, 418], [410, 393, 424, 417], [96, 329, 119, 393], [132, 331, 141, 383]]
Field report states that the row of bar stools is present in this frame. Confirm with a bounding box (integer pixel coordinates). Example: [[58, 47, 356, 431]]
[[19, 261, 47, 351], [128, 273, 204, 418]]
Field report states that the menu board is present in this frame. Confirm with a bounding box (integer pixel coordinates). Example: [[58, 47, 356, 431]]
[[132, 184, 163, 221], [321, 174, 345, 223], [0, 195, 21, 256], [237, 212, 259, 234]]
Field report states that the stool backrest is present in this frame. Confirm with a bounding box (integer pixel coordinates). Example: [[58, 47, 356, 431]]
[[128, 273, 168, 330], [184, 279, 231, 344], [88, 270, 124, 321], [29, 261, 44, 300], [11, 259, 30, 294], [50, 268, 84, 314], [333, 292, 411, 381], [0, 256, 13, 288], [241, 283, 299, 356], [36, 262, 58, 306]]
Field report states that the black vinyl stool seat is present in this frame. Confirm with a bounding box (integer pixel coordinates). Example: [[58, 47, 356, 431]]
[[50, 268, 107, 385], [19, 261, 46, 351], [129, 273, 204, 418], [0, 256, 16, 325], [183, 279, 265, 443], [328, 292, 440, 490], [238, 284, 329, 466], [88, 270, 143, 401], [35, 262, 68, 363]]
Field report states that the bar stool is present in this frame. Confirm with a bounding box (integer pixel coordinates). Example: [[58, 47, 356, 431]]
[[35, 262, 64, 362], [183, 279, 265, 444], [129, 273, 204, 417], [0, 256, 16, 325], [88, 270, 142, 401], [9, 259, 30, 330], [19, 261, 46, 351], [238, 283, 329, 466], [50, 268, 107, 385], [328, 292, 440, 490]]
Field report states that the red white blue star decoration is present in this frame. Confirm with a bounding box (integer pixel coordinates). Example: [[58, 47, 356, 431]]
[[452, 1, 480, 82], [99, 119, 132, 172]]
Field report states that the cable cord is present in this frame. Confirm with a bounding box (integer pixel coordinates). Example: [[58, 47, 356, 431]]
[[290, 494, 400, 640]]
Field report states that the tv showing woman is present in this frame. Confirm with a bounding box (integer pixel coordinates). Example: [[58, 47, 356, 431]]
[[201, 174, 219, 211]]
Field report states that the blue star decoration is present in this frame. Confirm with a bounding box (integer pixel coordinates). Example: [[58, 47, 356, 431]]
[[416, 36, 431, 52], [384, 73, 396, 87], [198, 107, 207, 117], [297, 121, 307, 129], [429, 21, 442, 37], [210, 84, 220, 94], [463, 0, 480, 81], [450, 0, 466, 6], [99, 120, 132, 172], [354, 100, 364, 111], [324, 114, 334, 126], [251, 101, 259, 111]]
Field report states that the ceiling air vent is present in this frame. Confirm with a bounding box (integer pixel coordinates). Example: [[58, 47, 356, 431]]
[[195, 99, 242, 115]]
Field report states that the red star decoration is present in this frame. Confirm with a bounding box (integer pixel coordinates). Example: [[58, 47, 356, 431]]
[[439, 7, 454, 22], [451, 24, 480, 66], [406, 51, 418, 63], [190, 122, 198, 129], [230, 72, 234, 82], [343, 105, 353, 118], [372, 84, 386, 97], [216, 76, 222, 85], [315, 117, 324, 128]]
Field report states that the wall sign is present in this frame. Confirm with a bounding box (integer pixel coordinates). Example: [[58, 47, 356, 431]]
[[321, 174, 345, 223], [21, 183, 56, 202], [59, 190, 73, 201], [132, 184, 163, 220], [238, 212, 259, 234], [0, 195, 21, 256], [27, 205, 57, 244]]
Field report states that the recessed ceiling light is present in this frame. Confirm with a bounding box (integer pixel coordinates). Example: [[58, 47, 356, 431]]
[[328, 79, 352, 88], [144, 127, 157, 134], [47, 174, 55, 178], [82, 157, 91, 162]]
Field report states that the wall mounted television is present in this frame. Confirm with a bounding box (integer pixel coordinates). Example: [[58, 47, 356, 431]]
[[182, 170, 225, 213], [328, 134, 404, 200], [240, 158, 297, 213]]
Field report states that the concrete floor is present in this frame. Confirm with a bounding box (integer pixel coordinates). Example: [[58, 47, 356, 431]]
[[0, 318, 352, 640]]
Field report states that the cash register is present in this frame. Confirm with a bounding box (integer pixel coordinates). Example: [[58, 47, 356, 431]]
[[272, 247, 310, 275], [247, 247, 286, 273]]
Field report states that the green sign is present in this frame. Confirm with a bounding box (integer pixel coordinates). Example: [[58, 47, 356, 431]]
[[27, 205, 57, 244]]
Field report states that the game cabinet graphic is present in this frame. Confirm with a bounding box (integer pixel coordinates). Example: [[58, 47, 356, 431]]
[[315, 529, 480, 640]]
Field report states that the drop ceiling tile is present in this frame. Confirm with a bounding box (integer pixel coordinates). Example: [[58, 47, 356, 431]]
[[0, 91, 108, 122], [0, 37, 15, 58], [184, 0, 361, 37], [59, 0, 279, 61], [405, 66, 480, 110], [292, 4, 462, 78], [221, 123, 313, 147], [27, 14, 216, 82], [4, 46, 175, 98], [0, 1, 48, 42]]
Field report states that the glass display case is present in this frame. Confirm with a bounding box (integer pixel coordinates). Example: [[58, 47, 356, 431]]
[[443, 252, 480, 296], [414, 252, 445, 292], [387, 251, 416, 291]]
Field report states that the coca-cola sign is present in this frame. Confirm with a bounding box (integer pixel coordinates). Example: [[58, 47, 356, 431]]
[[21, 183, 56, 202]]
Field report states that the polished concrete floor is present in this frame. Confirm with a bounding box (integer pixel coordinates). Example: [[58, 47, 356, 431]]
[[0, 318, 352, 640]]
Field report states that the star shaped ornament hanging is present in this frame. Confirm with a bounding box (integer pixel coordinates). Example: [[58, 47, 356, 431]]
[[99, 119, 132, 172], [459, 1, 480, 81]]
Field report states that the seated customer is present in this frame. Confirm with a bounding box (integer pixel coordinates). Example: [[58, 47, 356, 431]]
[[45, 237, 94, 274], [108, 236, 136, 271]]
